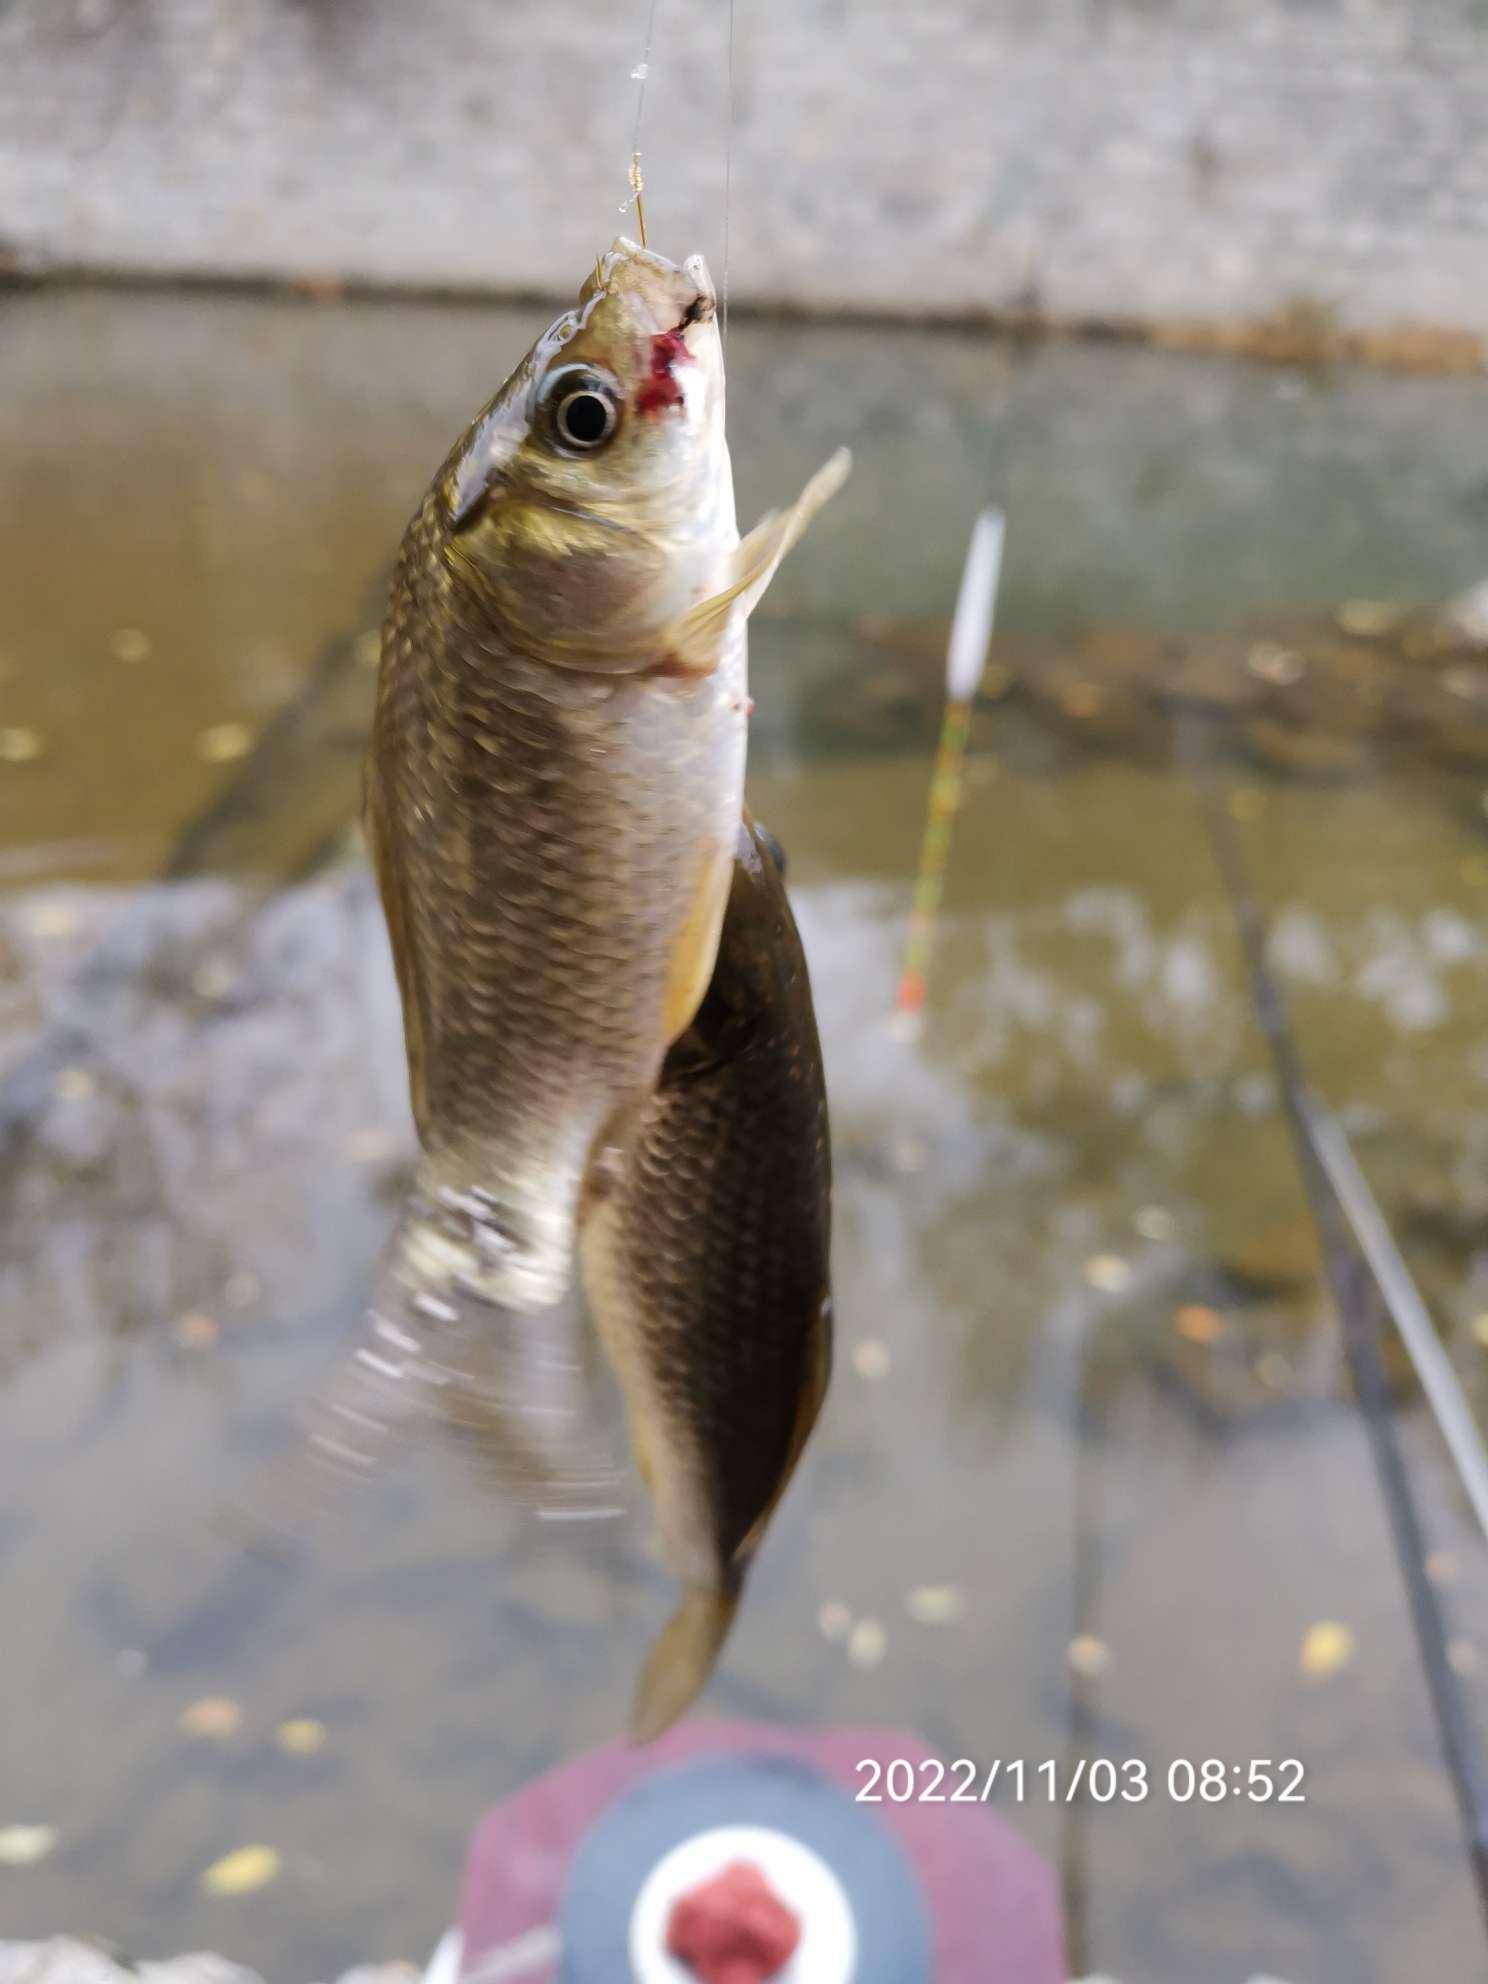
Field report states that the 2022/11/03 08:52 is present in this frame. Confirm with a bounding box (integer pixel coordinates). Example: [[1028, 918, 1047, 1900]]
[[854, 1758, 1308, 1804]]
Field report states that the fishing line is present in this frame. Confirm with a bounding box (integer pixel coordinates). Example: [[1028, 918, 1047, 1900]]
[[1183, 711, 1488, 1939], [624, 0, 662, 246], [723, 0, 736, 349], [623, 0, 736, 331]]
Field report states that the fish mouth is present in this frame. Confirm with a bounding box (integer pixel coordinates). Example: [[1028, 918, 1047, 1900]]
[[680, 254, 717, 324], [672, 256, 717, 357], [589, 238, 717, 342], [585, 243, 716, 418]]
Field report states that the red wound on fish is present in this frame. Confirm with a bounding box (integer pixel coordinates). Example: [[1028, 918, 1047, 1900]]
[[636, 329, 692, 415]]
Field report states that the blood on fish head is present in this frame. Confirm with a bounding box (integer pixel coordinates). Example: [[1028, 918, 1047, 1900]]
[[636, 327, 693, 416]]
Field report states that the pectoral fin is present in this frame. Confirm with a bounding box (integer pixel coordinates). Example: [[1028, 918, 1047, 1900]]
[[665, 448, 851, 674]]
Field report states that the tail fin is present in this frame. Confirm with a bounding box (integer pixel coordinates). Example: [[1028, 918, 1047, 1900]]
[[630, 1579, 741, 1743], [219, 1177, 623, 1553]]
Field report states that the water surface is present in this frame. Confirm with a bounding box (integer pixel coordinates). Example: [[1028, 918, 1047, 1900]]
[[3, 286, 1488, 1983]]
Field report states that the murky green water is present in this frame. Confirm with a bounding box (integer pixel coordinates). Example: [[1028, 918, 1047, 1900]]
[[4, 286, 1488, 1982]]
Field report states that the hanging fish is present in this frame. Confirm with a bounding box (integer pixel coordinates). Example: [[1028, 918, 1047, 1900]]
[[369, 238, 846, 1318], [581, 814, 833, 1738], [255, 245, 846, 1534]]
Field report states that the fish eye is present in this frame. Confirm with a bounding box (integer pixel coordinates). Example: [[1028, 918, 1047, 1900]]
[[542, 367, 621, 455]]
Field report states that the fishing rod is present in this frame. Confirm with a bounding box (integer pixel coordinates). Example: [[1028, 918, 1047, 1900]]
[[1308, 1103, 1488, 1545], [1184, 712, 1488, 1934]]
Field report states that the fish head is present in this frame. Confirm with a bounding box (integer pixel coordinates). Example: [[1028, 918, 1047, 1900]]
[[440, 241, 734, 668], [562, 238, 726, 488]]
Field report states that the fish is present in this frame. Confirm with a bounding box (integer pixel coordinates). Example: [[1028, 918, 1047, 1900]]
[[239, 244, 845, 1535], [580, 813, 833, 1739], [369, 236, 847, 1322]]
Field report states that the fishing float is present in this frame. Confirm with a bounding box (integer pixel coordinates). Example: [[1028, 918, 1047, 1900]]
[[892, 505, 1006, 1035]]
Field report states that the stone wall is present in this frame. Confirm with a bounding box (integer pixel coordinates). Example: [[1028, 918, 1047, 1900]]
[[1, 0, 1486, 331]]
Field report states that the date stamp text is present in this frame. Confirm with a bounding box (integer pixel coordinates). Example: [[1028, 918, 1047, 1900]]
[[855, 1757, 1306, 1805]]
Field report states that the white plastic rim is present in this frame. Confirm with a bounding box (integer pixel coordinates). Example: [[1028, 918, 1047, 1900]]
[[628, 1822, 857, 1984]]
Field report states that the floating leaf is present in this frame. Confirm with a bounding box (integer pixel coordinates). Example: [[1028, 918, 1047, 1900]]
[[109, 627, 152, 663], [1083, 1254, 1131, 1293], [1336, 600, 1403, 639], [0, 727, 44, 764], [851, 1339, 891, 1382], [179, 1696, 242, 1740], [1247, 642, 1304, 686], [276, 1718, 326, 1756], [847, 1619, 886, 1669], [1066, 1634, 1111, 1680], [905, 1584, 967, 1627], [0, 1824, 58, 1866], [200, 1844, 281, 1897], [196, 723, 253, 764], [1175, 1303, 1224, 1345], [1299, 1620, 1355, 1680]]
